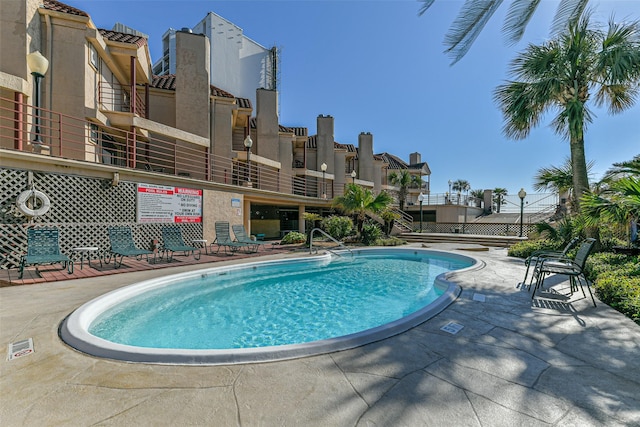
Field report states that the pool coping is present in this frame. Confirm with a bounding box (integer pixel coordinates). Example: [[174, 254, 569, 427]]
[[59, 247, 483, 365]]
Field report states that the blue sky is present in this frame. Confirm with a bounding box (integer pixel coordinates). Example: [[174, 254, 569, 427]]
[[68, 0, 639, 195]]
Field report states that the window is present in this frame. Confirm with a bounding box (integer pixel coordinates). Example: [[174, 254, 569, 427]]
[[89, 44, 98, 69]]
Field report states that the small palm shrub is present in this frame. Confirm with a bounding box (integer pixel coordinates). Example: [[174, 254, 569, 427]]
[[280, 231, 306, 245], [361, 222, 382, 246], [321, 215, 353, 240]]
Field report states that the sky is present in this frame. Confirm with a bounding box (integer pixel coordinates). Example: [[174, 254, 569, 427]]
[[67, 0, 639, 196]]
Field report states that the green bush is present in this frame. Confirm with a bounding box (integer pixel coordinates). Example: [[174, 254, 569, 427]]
[[585, 253, 640, 281], [507, 239, 561, 258], [321, 215, 353, 240], [376, 236, 406, 246], [280, 231, 306, 245], [593, 272, 640, 325], [361, 222, 382, 246]]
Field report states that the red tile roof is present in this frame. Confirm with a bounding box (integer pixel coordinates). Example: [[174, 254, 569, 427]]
[[236, 98, 252, 109], [99, 29, 147, 47], [43, 0, 89, 17], [376, 152, 408, 170], [151, 74, 176, 90]]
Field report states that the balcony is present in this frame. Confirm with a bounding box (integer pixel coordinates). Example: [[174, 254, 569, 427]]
[[0, 95, 334, 200], [98, 81, 147, 117]]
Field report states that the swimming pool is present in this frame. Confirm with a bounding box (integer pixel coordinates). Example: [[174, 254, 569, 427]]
[[61, 248, 478, 365]]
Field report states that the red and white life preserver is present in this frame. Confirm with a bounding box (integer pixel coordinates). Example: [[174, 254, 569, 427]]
[[16, 189, 51, 217]]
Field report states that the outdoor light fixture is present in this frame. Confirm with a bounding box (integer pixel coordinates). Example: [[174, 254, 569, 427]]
[[27, 51, 49, 146], [351, 170, 356, 184], [448, 179, 452, 196], [321, 162, 327, 199], [417, 192, 425, 233], [243, 134, 253, 185], [518, 188, 527, 237]]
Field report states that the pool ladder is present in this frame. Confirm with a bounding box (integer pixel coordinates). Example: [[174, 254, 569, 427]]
[[309, 228, 353, 257]]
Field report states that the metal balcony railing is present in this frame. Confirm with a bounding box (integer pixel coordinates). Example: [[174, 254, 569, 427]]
[[0, 95, 336, 200], [98, 81, 147, 116]]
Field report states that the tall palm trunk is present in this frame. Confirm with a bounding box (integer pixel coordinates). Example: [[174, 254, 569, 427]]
[[569, 135, 589, 210]]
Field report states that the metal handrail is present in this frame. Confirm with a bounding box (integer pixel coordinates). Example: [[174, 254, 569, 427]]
[[309, 228, 352, 257]]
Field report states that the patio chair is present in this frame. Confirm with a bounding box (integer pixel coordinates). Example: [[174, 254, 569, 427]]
[[18, 227, 73, 279], [531, 238, 597, 306], [211, 222, 253, 255], [521, 236, 581, 287], [232, 224, 273, 252], [161, 226, 201, 262], [105, 226, 155, 268]]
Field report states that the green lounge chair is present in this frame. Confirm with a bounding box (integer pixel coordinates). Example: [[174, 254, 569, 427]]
[[161, 226, 201, 262], [105, 226, 155, 268], [211, 222, 253, 255], [232, 224, 272, 252], [18, 227, 73, 279]]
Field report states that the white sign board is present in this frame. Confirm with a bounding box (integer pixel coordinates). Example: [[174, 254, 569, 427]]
[[137, 184, 202, 223]]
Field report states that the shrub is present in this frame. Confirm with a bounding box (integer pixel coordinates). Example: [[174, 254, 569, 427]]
[[585, 253, 640, 281], [280, 231, 306, 245], [507, 239, 561, 258], [321, 215, 353, 240], [593, 272, 640, 325], [361, 222, 382, 246], [377, 236, 406, 246]]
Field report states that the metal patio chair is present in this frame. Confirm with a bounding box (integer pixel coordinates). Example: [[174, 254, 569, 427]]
[[161, 226, 201, 262], [531, 238, 597, 307], [522, 236, 581, 288], [211, 222, 253, 255], [105, 226, 155, 268], [232, 224, 273, 252], [18, 227, 73, 279]]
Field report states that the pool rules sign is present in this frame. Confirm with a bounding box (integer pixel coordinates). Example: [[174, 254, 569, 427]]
[[137, 184, 202, 223]]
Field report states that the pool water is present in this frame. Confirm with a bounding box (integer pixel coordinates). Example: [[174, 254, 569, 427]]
[[61, 248, 478, 364], [88, 252, 472, 350]]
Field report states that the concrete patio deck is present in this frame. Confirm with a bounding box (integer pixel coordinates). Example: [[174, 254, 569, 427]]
[[1, 243, 639, 426]]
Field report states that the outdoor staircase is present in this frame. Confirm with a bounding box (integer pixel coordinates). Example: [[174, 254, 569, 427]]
[[400, 232, 525, 248], [390, 207, 413, 233]]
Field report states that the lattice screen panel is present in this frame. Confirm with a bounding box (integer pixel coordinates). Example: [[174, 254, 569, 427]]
[[1, 168, 202, 270]]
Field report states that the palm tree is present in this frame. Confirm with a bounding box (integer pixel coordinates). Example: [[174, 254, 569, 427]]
[[452, 179, 471, 204], [494, 13, 640, 211], [534, 157, 595, 210], [418, 0, 590, 64], [388, 169, 420, 211], [582, 160, 640, 246], [333, 184, 393, 236], [493, 187, 508, 213], [602, 155, 640, 182], [470, 189, 484, 207]]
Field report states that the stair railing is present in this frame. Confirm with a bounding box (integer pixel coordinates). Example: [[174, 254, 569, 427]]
[[309, 228, 353, 257]]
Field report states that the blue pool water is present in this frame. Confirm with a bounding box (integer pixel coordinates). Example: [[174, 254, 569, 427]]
[[61, 248, 477, 364]]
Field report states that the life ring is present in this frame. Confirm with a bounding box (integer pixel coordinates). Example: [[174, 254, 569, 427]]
[[16, 189, 51, 217]]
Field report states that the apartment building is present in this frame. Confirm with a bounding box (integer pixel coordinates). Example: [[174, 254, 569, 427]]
[[152, 12, 278, 111], [0, 0, 431, 270]]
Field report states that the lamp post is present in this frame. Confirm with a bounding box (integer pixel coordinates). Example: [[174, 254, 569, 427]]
[[27, 51, 49, 146], [448, 180, 452, 197], [417, 192, 425, 233], [243, 134, 253, 186], [351, 170, 356, 184], [518, 188, 527, 237], [321, 162, 327, 199]]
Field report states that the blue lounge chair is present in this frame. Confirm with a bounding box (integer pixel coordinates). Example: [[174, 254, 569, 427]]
[[105, 226, 155, 268], [18, 227, 73, 279], [211, 222, 252, 255], [232, 224, 272, 252], [161, 226, 201, 262]]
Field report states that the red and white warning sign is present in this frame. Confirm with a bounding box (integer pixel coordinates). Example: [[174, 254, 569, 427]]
[[8, 338, 34, 361]]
